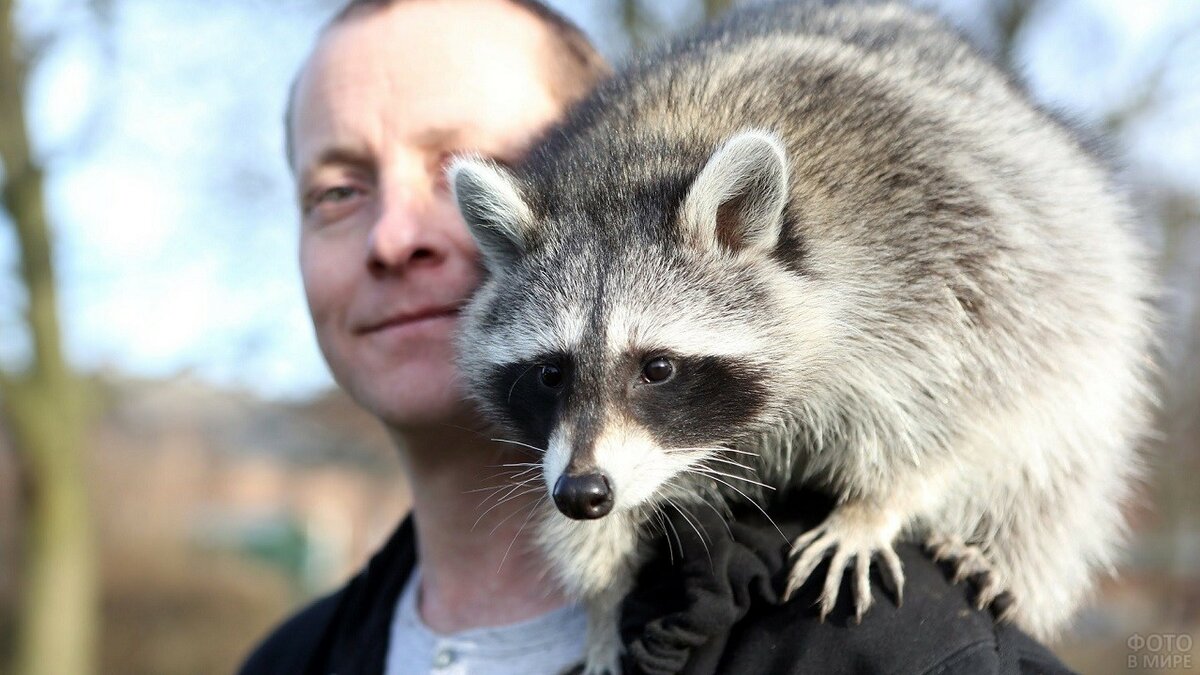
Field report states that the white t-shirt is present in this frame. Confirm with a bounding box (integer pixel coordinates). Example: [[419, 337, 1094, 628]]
[[384, 565, 588, 675]]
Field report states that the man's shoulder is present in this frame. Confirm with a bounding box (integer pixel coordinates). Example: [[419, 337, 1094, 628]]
[[718, 542, 1076, 674], [237, 516, 417, 675], [238, 590, 345, 675], [621, 496, 1077, 675]]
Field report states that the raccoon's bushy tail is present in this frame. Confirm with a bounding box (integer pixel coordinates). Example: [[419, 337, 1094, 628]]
[[985, 449, 1138, 640], [952, 392, 1148, 641]]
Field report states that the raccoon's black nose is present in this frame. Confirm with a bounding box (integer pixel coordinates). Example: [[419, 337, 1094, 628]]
[[552, 472, 614, 520]]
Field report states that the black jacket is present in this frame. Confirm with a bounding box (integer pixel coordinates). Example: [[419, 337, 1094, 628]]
[[239, 493, 1075, 674]]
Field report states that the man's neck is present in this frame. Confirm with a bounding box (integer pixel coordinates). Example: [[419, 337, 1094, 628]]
[[393, 425, 571, 634]]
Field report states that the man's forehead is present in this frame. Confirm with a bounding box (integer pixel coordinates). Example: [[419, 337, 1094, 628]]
[[289, 0, 558, 173], [298, 0, 555, 107]]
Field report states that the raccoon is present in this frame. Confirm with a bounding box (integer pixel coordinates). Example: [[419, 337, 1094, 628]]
[[449, 1, 1154, 672]]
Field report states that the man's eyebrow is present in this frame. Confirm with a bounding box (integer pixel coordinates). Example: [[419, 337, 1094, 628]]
[[299, 146, 374, 185], [411, 125, 476, 149]]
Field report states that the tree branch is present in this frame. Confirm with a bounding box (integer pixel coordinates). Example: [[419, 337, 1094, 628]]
[[1, 0, 69, 386]]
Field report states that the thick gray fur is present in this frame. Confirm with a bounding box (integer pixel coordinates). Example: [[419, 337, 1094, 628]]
[[451, 1, 1155, 671]]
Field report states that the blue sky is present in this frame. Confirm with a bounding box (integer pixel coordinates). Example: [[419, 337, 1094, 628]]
[[2, 0, 1197, 400]]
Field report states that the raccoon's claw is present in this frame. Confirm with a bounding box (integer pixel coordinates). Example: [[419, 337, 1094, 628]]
[[784, 502, 904, 622], [924, 533, 1013, 618], [877, 544, 905, 608]]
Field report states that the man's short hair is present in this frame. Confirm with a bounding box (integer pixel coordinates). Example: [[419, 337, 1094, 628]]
[[285, 0, 611, 168]]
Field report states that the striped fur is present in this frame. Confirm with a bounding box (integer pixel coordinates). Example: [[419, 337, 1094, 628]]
[[451, 1, 1155, 671]]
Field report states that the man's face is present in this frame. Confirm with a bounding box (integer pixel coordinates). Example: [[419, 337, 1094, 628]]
[[291, 0, 564, 429]]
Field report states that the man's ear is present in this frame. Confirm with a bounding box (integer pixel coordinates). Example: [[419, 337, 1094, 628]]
[[448, 156, 535, 274], [680, 130, 789, 255]]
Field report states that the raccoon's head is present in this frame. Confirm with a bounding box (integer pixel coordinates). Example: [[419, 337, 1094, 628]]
[[449, 131, 833, 521]]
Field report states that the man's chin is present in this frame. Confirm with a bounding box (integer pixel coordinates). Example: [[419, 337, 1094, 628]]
[[336, 357, 466, 426], [366, 386, 482, 438], [382, 403, 473, 433]]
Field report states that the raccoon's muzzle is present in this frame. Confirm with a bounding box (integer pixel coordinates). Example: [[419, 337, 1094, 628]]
[[553, 472, 614, 519]]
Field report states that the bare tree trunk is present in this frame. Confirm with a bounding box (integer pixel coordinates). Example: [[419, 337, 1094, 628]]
[[991, 0, 1039, 68], [0, 0, 97, 672], [617, 0, 650, 50], [702, 0, 733, 20]]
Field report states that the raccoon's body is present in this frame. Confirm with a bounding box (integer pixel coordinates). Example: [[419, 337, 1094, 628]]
[[450, 1, 1154, 672]]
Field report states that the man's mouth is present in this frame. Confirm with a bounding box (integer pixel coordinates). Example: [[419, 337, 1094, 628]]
[[358, 306, 461, 334]]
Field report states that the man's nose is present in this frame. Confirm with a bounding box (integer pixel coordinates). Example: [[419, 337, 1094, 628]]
[[366, 198, 440, 273]]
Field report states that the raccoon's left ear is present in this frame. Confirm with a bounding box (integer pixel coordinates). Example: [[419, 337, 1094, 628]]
[[681, 130, 789, 255], [448, 157, 536, 274]]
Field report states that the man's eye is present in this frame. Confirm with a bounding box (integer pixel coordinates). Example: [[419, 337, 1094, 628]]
[[317, 186, 358, 204], [303, 185, 364, 218]]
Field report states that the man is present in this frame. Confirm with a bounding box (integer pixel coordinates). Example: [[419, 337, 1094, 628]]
[[242, 1, 1074, 673], [255, 0, 608, 672]]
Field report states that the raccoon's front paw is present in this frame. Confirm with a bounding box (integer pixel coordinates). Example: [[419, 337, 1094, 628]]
[[925, 533, 1016, 621], [784, 501, 904, 623]]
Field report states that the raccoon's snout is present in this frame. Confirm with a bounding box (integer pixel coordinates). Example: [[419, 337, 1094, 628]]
[[552, 472, 614, 520]]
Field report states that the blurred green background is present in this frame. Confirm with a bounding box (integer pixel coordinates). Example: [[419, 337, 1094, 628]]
[[0, 0, 1197, 673]]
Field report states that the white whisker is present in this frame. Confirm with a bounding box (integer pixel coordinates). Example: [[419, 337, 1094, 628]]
[[695, 495, 734, 540], [655, 509, 677, 565], [489, 491, 543, 535], [490, 438, 547, 454], [505, 364, 540, 404], [692, 464, 775, 491], [716, 447, 759, 457], [498, 497, 544, 574], [686, 470, 788, 545], [673, 445, 759, 458], [490, 461, 542, 469], [473, 485, 542, 531], [702, 454, 758, 473], [666, 498, 711, 565]]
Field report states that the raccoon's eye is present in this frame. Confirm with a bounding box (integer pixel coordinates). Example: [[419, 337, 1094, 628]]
[[641, 357, 674, 383], [538, 364, 564, 390]]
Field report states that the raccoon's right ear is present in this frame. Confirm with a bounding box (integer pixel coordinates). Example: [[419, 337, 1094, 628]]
[[681, 131, 789, 255], [448, 157, 535, 273]]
